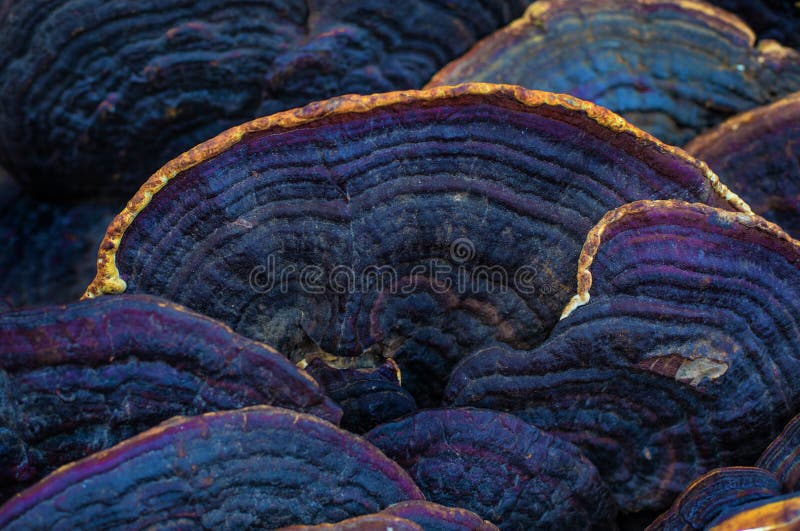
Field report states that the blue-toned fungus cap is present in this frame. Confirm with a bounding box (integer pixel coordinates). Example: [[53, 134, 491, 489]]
[[365, 407, 616, 529], [707, 493, 800, 530], [381, 500, 499, 531], [0, 295, 341, 501], [279, 501, 499, 531], [446, 200, 800, 513], [648, 467, 782, 530], [278, 514, 423, 531], [84, 84, 747, 406], [0, 406, 423, 529], [427, 0, 800, 146], [757, 412, 800, 493], [0, 0, 528, 200]]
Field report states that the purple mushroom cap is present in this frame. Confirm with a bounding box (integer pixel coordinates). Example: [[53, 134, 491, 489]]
[[0, 406, 423, 529], [86, 84, 747, 406], [649, 467, 782, 530], [0, 0, 528, 200], [0, 294, 341, 500], [757, 412, 800, 493], [447, 200, 800, 512], [365, 407, 616, 529]]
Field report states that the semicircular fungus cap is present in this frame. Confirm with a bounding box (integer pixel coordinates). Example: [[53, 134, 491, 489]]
[[445, 200, 800, 513], [84, 83, 747, 406], [277, 514, 423, 531], [427, 0, 800, 146], [686, 91, 800, 239], [0, 294, 341, 501], [278, 501, 499, 531], [365, 407, 617, 529], [757, 412, 800, 493], [647, 467, 782, 530], [380, 500, 499, 531], [0, 0, 528, 200], [0, 406, 423, 529]]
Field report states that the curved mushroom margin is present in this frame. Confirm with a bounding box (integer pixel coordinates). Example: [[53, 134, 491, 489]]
[[686, 91, 800, 155], [708, 494, 800, 530], [0, 405, 424, 528], [647, 466, 782, 530], [427, 0, 765, 88], [561, 199, 798, 319], [83, 83, 751, 299]]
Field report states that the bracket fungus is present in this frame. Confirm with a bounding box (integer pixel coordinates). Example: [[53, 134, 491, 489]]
[[757, 412, 800, 493], [278, 514, 424, 531], [3, 2, 800, 528], [0, 0, 530, 304], [380, 501, 499, 531], [705, 494, 800, 530], [648, 467, 782, 530], [85, 84, 747, 405], [0, 406, 423, 529], [446, 200, 800, 513], [0, 295, 341, 500], [0, 0, 528, 200], [651, 414, 800, 530], [686, 91, 800, 239], [365, 408, 616, 529], [427, 0, 800, 146], [279, 501, 499, 531]]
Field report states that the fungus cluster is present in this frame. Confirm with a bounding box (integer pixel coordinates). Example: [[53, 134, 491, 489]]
[[1, 1, 800, 529]]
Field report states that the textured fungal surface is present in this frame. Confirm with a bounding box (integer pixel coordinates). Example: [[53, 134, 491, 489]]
[[707, 0, 800, 48], [0, 406, 423, 529], [365, 408, 616, 529], [381, 500, 499, 531], [446, 200, 800, 513], [686, 92, 800, 238], [0, 295, 341, 500], [0, 0, 528, 200], [280, 502, 498, 531], [0, 170, 117, 306], [278, 514, 422, 531], [706, 493, 800, 530], [86, 84, 746, 406], [648, 467, 782, 530], [304, 358, 416, 433], [427, 0, 800, 146], [757, 413, 800, 492]]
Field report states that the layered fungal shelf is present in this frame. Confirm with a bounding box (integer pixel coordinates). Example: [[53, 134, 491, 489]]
[[1, 1, 800, 529]]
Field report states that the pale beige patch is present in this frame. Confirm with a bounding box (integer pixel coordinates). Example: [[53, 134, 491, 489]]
[[675, 357, 729, 387]]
